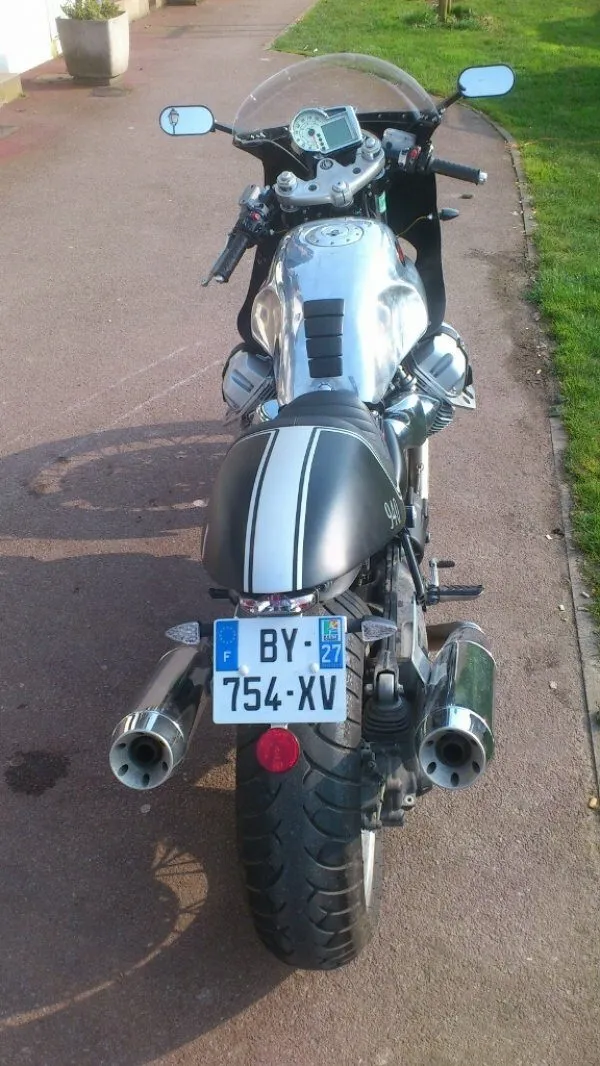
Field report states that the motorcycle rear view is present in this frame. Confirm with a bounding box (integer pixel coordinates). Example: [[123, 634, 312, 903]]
[[109, 53, 514, 969]]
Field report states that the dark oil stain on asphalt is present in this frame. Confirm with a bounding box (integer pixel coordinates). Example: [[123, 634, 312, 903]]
[[5, 751, 69, 795]]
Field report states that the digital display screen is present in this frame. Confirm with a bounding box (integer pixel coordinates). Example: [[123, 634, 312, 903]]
[[322, 114, 356, 151]]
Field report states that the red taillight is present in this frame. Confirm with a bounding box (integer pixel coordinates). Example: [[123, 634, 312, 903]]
[[255, 728, 301, 773]]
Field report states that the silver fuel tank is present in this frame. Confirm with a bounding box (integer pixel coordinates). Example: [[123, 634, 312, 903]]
[[251, 218, 429, 405]]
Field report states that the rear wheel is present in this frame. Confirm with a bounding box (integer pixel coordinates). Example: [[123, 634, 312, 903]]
[[235, 591, 382, 970]]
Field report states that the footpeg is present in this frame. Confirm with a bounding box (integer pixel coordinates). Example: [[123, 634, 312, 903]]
[[426, 559, 483, 605], [427, 583, 483, 605]]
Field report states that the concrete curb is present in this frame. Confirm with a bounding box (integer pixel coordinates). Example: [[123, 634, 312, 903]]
[[482, 109, 600, 795], [550, 417, 600, 790]]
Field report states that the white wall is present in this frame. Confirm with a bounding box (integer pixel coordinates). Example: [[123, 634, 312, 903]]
[[46, 0, 65, 42], [0, 0, 62, 74]]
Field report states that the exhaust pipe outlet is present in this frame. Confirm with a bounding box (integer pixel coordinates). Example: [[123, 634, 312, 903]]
[[109, 644, 210, 790], [417, 623, 495, 790]]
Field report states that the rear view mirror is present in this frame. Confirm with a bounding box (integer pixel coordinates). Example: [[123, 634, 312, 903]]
[[159, 105, 215, 136], [458, 65, 515, 99]]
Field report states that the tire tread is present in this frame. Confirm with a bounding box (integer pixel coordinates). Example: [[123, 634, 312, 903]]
[[235, 591, 382, 970]]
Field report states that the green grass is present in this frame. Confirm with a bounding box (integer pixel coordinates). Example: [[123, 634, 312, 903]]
[[277, 0, 600, 617]]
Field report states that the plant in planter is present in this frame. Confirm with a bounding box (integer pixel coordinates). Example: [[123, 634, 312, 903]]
[[57, 0, 129, 81]]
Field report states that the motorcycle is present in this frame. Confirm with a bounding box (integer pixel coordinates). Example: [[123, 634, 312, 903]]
[[109, 53, 514, 970]]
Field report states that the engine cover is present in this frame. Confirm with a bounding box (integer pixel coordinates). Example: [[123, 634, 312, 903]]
[[222, 345, 276, 419], [405, 324, 476, 409]]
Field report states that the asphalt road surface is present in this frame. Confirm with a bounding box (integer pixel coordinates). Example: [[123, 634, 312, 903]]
[[1, 2, 599, 1064]]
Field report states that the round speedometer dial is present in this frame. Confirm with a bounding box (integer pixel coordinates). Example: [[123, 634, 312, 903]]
[[290, 107, 330, 152]]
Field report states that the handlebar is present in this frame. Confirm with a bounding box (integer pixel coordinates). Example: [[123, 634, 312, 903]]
[[202, 145, 487, 288], [203, 229, 251, 286], [203, 187, 277, 286], [428, 157, 487, 185]]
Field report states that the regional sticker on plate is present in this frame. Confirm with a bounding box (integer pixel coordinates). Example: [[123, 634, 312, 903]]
[[212, 616, 347, 724]]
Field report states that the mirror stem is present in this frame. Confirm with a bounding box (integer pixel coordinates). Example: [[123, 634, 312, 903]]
[[214, 122, 234, 134], [438, 90, 463, 113]]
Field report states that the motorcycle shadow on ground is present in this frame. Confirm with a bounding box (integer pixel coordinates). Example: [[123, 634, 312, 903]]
[[0, 422, 290, 1065]]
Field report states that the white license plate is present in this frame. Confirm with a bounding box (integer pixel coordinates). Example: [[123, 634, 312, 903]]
[[212, 616, 347, 724]]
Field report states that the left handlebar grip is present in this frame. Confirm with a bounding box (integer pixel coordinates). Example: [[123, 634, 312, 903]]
[[213, 230, 251, 283]]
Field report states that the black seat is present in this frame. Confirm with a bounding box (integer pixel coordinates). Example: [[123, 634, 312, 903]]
[[247, 390, 393, 476], [244, 392, 394, 475]]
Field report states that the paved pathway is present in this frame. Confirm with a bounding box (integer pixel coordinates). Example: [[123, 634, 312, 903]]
[[1, 3, 599, 1064]]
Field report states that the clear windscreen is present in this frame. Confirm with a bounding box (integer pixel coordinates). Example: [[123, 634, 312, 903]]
[[233, 53, 437, 140]]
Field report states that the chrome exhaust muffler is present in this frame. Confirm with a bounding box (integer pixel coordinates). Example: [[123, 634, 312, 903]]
[[417, 623, 495, 790], [109, 644, 210, 790]]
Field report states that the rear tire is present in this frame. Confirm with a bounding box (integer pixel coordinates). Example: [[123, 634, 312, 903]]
[[235, 591, 383, 970]]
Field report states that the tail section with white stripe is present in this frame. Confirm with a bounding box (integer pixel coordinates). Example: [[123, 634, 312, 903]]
[[202, 417, 405, 595]]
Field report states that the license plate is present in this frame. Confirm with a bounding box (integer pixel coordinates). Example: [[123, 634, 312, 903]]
[[212, 616, 347, 724]]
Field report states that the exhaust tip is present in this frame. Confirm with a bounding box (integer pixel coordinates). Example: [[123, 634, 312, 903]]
[[417, 624, 495, 791], [109, 709, 186, 790], [418, 723, 488, 790]]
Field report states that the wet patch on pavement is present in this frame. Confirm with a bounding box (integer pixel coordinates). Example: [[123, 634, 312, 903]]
[[90, 85, 133, 98], [32, 74, 72, 84], [5, 750, 70, 795]]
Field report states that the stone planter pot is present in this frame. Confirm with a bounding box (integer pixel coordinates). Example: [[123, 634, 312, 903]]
[[56, 12, 129, 80]]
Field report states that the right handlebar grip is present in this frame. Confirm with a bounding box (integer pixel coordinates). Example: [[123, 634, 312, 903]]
[[430, 157, 487, 185], [213, 230, 251, 283]]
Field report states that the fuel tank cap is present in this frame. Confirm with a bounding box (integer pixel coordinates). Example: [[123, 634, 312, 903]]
[[303, 222, 364, 247]]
